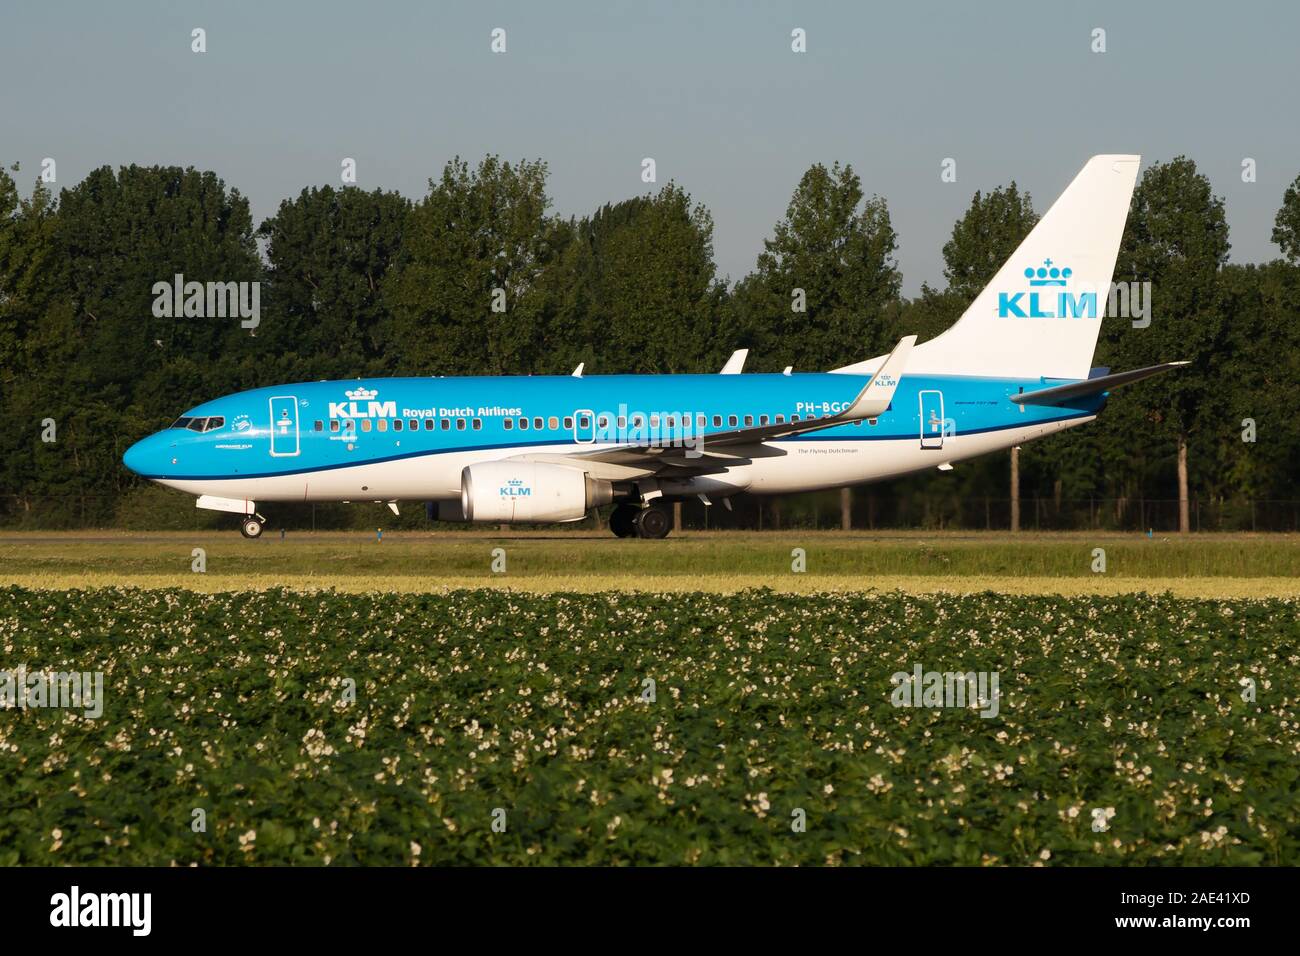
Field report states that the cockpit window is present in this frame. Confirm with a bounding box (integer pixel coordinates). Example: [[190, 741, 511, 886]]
[[172, 416, 224, 432]]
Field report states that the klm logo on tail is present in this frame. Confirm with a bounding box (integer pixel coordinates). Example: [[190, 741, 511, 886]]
[[998, 259, 1097, 319]]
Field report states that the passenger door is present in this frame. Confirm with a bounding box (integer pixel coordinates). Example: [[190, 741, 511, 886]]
[[269, 395, 300, 457], [919, 389, 944, 449]]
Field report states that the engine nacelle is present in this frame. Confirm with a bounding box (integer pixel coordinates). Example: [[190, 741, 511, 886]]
[[461, 462, 613, 523]]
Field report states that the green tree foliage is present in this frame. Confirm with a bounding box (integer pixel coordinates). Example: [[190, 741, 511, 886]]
[[1272, 171, 1300, 262], [382, 156, 566, 376], [546, 184, 726, 374], [257, 186, 411, 380], [1092, 158, 1230, 526], [734, 162, 901, 372]]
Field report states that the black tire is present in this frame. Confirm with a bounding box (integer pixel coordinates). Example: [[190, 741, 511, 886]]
[[634, 504, 672, 539], [609, 504, 638, 538], [239, 517, 264, 539]]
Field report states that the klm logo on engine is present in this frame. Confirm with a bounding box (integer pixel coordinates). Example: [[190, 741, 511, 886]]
[[500, 478, 531, 497], [998, 259, 1097, 319], [328, 387, 397, 418]]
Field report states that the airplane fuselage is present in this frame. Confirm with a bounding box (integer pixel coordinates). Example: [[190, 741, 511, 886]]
[[122, 371, 1102, 504]]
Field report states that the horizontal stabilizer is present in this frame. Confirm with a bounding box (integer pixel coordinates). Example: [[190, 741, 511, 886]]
[[1011, 362, 1190, 406]]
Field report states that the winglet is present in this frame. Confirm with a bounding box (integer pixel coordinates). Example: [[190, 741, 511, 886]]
[[720, 349, 748, 374], [840, 335, 915, 421], [571, 362, 584, 378]]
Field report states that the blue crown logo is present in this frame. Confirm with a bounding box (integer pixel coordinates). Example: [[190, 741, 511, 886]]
[[1024, 259, 1072, 286]]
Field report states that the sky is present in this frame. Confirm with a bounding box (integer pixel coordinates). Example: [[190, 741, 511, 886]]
[[3, 0, 1297, 295]]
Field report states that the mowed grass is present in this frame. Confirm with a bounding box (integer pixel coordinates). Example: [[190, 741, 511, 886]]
[[0, 530, 1297, 597]]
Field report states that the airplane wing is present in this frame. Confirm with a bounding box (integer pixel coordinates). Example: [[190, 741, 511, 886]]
[[510, 336, 915, 478]]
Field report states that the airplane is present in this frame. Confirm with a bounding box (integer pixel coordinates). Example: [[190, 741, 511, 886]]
[[123, 154, 1186, 539]]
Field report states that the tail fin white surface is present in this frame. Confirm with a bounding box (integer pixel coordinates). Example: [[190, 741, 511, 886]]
[[838, 155, 1140, 380]]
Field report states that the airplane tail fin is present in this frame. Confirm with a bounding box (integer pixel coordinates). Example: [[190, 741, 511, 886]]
[[837, 155, 1141, 381]]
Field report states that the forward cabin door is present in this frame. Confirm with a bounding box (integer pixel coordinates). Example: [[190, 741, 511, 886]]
[[919, 389, 945, 449], [269, 395, 301, 457]]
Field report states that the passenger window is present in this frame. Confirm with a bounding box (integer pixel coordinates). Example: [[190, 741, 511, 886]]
[[650, 415, 660, 429], [549, 416, 559, 430], [564, 417, 573, 429], [409, 420, 418, 430], [456, 419, 466, 431], [617, 416, 627, 429], [728, 415, 738, 427], [759, 415, 768, 426], [597, 415, 609, 429], [330, 420, 340, 432], [776, 414, 785, 424], [518, 418, 528, 430], [696, 414, 706, 428], [579, 415, 590, 428], [666, 416, 675, 429], [424, 419, 434, 430], [472, 419, 482, 430], [344, 420, 354, 431], [313, 420, 323, 431], [744, 415, 754, 426], [393, 420, 403, 431], [361, 419, 372, 432], [632, 415, 644, 428], [533, 417, 543, 430], [504, 418, 513, 430], [713, 415, 722, 427], [440, 419, 450, 430], [868, 417, 878, 426], [376, 419, 387, 432], [792, 415, 801, 423]]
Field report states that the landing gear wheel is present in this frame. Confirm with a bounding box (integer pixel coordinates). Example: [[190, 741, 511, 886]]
[[634, 504, 672, 539], [239, 516, 264, 539], [609, 504, 638, 538]]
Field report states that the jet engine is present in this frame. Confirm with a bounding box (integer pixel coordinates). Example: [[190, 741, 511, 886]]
[[461, 462, 613, 523]]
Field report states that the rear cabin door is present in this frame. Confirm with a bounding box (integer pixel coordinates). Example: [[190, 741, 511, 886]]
[[269, 395, 301, 457], [919, 389, 944, 449]]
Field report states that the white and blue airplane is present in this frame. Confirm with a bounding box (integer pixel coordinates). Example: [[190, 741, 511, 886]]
[[123, 155, 1184, 539]]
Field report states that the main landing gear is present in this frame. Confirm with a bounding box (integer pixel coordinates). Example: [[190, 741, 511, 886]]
[[239, 515, 265, 539], [609, 502, 672, 539]]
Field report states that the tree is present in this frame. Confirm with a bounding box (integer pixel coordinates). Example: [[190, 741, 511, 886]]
[[1097, 157, 1230, 532], [382, 156, 564, 376], [546, 184, 726, 374], [1273, 171, 1300, 262], [735, 162, 902, 374], [257, 185, 410, 380]]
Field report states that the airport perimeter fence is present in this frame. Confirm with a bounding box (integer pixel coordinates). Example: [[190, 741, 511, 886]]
[[2, 493, 1299, 533]]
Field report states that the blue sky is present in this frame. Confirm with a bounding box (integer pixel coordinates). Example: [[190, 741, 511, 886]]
[[3, 0, 1297, 294]]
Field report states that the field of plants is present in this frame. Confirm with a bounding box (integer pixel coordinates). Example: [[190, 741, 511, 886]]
[[1, 585, 1296, 865]]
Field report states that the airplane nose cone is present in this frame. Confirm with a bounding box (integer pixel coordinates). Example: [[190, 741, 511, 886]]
[[123, 433, 167, 476]]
